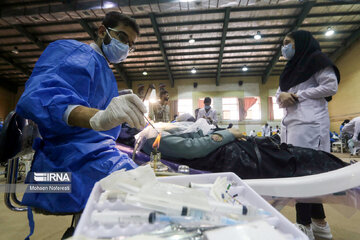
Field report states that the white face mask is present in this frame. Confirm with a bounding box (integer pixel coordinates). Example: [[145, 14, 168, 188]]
[[102, 29, 129, 64], [281, 43, 295, 60]]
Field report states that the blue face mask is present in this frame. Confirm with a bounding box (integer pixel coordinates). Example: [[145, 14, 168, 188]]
[[205, 105, 211, 110], [281, 43, 295, 60], [102, 29, 129, 64]]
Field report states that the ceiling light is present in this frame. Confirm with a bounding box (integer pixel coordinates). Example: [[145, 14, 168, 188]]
[[11, 47, 19, 54], [189, 35, 195, 44], [325, 27, 335, 37], [242, 65, 248, 72], [254, 31, 261, 40], [142, 71, 148, 76], [191, 67, 197, 74], [103, 1, 116, 8]]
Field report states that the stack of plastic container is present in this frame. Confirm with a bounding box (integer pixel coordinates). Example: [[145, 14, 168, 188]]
[[74, 171, 308, 240]]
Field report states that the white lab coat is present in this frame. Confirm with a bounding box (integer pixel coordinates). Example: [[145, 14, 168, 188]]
[[276, 67, 338, 152], [197, 107, 218, 125], [342, 117, 360, 154], [262, 125, 271, 136], [249, 130, 257, 137]]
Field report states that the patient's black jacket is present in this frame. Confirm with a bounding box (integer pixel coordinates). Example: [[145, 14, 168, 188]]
[[162, 135, 348, 179]]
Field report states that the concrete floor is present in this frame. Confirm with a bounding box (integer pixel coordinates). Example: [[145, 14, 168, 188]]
[[0, 153, 359, 240]]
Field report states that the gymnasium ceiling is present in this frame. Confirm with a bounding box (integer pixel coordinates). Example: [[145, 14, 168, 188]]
[[0, 0, 359, 92]]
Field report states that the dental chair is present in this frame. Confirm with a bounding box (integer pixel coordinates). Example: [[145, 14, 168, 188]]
[[0, 111, 79, 239]]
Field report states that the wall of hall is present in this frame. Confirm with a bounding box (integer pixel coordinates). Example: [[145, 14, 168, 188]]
[[0, 86, 16, 122], [127, 75, 281, 134], [328, 39, 360, 133]]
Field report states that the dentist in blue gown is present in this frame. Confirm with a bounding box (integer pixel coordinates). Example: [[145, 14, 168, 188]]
[[16, 12, 146, 213]]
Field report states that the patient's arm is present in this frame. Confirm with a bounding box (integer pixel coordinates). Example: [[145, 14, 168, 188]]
[[143, 129, 236, 160]]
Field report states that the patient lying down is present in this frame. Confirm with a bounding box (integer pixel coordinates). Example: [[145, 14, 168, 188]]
[[137, 118, 348, 179]]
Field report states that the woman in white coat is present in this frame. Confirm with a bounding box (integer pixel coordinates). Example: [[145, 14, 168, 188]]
[[276, 30, 340, 240]]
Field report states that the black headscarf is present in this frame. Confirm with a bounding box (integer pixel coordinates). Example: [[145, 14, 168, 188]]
[[279, 30, 340, 101]]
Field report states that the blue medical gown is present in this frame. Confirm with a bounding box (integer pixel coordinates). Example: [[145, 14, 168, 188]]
[[16, 40, 137, 213]]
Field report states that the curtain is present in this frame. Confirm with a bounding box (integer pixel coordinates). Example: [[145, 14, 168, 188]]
[[169, 100, 178, 121], [268, 97, 274, 121], [238, 97, 257, 121]]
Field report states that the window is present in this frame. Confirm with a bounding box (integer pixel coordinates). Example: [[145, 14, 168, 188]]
[[198, 98, 204, 108], [246, 97, 261, 120], [272, 96, 284, 120], [178, 99, 193, 115], [222, 98, 239, 120]]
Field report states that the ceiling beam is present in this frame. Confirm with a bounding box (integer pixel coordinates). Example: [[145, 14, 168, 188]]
[[5, 24, 41, 83], [216, 8, 231, 86], [12, 25, 46, 50], [144, 15, 296, 29], [124, 60, 270, 68], [0, 29, 351, 47], [0, 55, 31, 76], [149, 13, 174, 88], [123, 56, 274, 65], [114, 64, 132, 89], [315, 1, 360, 7], [0, 78, 18, 93], [78, 19, 97, 41], [158, 3, 302, 18], [140, 21, 360, 37], [302, 21, 360, 28], [0, 0, 63, 8], [1, 9, 358, 31], [140, 25, 289, 37], [78, 18, 131, 87], [0, 2, 302, 20], [143, 11, 359, 28], [330, 27, 360, 63], [9, 53, 277, 65], [124, 59, 165, 64], [307, 11, 360, 18], [262, 1, 316, 84], [132, 42, 339, 52]]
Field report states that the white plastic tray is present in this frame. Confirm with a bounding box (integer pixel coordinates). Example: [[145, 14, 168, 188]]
[[74, 172, 308, 239]]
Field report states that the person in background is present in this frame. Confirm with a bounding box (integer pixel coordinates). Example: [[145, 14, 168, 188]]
[[171, 114, 178, 123], [342, 116, 360, 156], [276, 30, 340, 240], [261, 123, 270, 137], [249, 129, 257, 137], [269, 126, 273, 136], [275, 125, 280, 134], [149, 90, 170, 123], [340, 119, 350, 134], [197, 97, 218, 125], [339, 119, 351, 153]]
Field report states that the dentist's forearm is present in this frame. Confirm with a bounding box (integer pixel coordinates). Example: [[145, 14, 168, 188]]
[[68, 106, 99, 128]]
